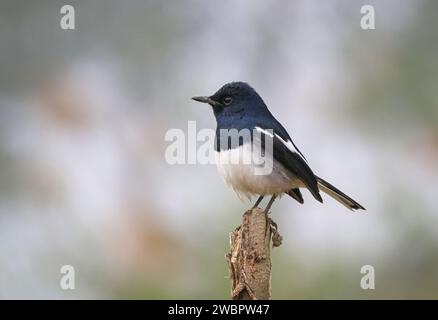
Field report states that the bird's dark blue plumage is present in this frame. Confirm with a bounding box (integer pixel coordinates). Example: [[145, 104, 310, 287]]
[[192, 82, 365, 211], [209, 83, 303, 153]]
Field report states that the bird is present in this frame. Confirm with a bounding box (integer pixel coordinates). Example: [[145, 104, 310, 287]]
[[192, 82, 365, 213]]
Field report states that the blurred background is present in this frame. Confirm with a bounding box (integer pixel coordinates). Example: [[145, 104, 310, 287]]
[[0, 0, 437, 299]]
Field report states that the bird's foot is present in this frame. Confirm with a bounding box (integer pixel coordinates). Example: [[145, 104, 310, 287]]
[[251, 195, 264, 210]]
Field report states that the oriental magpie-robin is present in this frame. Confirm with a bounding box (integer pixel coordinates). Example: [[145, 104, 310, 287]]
[[192, 82, 365, 213]]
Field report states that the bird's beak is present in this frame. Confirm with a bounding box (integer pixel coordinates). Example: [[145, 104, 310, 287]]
[[192, 96, 221, 107]]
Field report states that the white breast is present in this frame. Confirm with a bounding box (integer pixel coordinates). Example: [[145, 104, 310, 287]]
[[215, 143, 302, 200]]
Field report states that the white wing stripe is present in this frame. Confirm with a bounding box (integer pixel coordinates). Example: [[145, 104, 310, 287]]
[[254, 126, 274, 138], [255, 126, 307, 162]]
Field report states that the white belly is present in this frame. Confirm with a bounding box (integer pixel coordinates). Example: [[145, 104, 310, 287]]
[[215, 143, 302, 199]]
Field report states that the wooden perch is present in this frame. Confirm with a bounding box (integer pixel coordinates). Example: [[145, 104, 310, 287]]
[[226, 208, 282, 300]]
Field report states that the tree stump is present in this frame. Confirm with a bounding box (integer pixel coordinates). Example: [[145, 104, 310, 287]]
[[226, 208, 282, 300]]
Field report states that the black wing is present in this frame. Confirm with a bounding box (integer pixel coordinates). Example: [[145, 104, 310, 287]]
[[255, 125, 322, 202], [267, 116, 308, 162]]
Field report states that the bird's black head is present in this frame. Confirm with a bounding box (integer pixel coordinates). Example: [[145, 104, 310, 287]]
[[192, 82, 270, 123]]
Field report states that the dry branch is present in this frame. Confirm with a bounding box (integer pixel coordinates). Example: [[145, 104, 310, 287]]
[[226, 208, 282, 300]]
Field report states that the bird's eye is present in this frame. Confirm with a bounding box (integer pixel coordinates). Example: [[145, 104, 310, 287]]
[[223, 97, 232, 105]]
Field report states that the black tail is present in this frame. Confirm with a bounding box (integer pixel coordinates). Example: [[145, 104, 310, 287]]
[[287, 188, 304, 204], [315, 176, 365, 211]]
